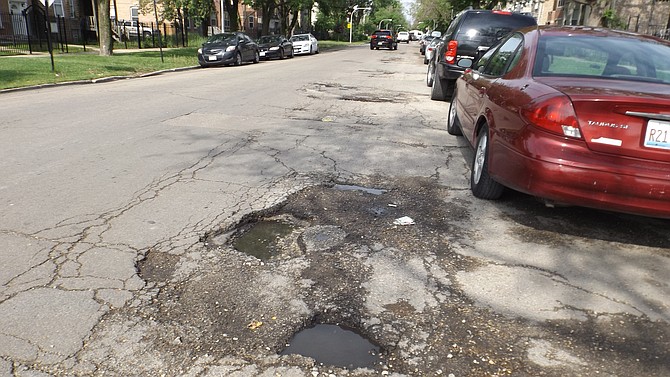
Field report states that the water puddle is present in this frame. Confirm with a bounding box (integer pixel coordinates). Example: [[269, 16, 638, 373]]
[[280, 324, 381, 369], [232, 220, 295, 260], [333, 184, 387, 196]]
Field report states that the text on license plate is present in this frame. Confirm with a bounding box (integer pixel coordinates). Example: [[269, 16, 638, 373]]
[[644, 120, 670, 150], [207, 55, 217, 61]]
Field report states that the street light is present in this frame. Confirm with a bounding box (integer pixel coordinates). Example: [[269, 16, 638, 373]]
[[378, 18, 392, 30], [349, 5, 371, 43]]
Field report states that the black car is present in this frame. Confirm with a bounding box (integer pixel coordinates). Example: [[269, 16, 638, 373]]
[[429, 10, 536, 100], [370, 30, 397, 50], [257, 35, 294, 60], [197, 32, 260, 67]]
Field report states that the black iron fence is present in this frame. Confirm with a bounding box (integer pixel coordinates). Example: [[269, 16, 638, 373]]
[[0, 7, 79, 55], [112, 20, 189, 49]]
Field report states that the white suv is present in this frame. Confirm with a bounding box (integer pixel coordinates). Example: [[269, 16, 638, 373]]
[[397, 31, 410, 43]]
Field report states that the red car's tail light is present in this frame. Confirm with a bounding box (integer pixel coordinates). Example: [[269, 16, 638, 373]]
[[445, 40, 458, 64], [521, 95, 583, 139]]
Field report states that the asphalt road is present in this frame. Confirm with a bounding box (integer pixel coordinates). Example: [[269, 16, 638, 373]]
[[1, 43, 669, 376]]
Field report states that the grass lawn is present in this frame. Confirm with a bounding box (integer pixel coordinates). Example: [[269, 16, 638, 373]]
[[0, 40, 355, 91]]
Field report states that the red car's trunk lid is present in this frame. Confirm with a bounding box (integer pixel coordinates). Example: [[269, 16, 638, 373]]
[[541, 78, 670, 162]]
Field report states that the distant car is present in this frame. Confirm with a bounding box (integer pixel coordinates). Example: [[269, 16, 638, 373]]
[[290, 33, 319, 55], [119, 20, 156, 39], [197, 32, 260, 67], [431, 9, 537, 100], [419, 35, 435, 55], [448, 25, 670, 219], [410, 30, 423, 41], [397, 31, 410, 43], [370, 30, 397, 50], [257, 35, 294, 60]]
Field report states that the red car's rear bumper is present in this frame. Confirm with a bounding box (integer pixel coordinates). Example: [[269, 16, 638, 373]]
[[489, 128, 670, 219]]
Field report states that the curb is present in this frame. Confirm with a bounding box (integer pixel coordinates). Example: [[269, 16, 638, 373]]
[[0, 65, 200, 94]]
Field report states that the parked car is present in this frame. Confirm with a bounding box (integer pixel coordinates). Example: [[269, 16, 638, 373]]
[[118, 20, 157, 39], [257, 35, 294, 60], [424, 37, 441, 65], [290, 33, 319, 55], [431, 9, 536, 100], [397, 31, 411, 43], [410, 30, 424, 41], [370, 30, 397, 50], [447, 25, 670, 219], [197, 32, 260, 67], [418, 35, 435, 55]]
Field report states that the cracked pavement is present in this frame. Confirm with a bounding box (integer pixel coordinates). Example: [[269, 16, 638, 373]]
[[1, 45, 669, 376]]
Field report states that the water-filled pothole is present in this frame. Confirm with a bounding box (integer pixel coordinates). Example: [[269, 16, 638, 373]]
[[333, 184, 387, 195], [232, 219, 295, 260], [280, 324, 382, 369]]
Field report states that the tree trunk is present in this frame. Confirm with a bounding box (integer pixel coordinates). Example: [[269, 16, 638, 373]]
[[226, 0, 240, 31], [98, 0, 113, 55], [288, 9, 299, 35], [261, 3, 274, 35]]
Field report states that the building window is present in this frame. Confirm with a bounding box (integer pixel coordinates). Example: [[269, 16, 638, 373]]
[[130, 6, 139, 22], [53, 0, 64, 17], [248, 15, 254, 30]]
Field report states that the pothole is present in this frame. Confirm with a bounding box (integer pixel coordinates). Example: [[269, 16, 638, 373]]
[[137, 249, 180, 282], [232, 219, 296, 260], [333, 184, 387, 195], [280, 324, 383, 369]]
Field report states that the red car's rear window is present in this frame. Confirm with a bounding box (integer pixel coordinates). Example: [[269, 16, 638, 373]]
[[533, 35, 670, 85]]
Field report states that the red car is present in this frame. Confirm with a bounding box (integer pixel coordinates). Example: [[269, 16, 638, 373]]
[[448, 26, 670, 219]]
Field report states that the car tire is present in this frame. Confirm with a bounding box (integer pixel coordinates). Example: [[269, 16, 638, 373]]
[[253, 50, 260, 64], [370, 45, 374, 50], [426, 61, 435, 87], [471, 124, 504, 199], [431, 76, 454, 101], [234, 52, 242, 66], [430, 76, 446, 100], [315, 46, 319, 54], [393, 44, 398, 50], [290, 49, 294, 58], [279, 48, 285, 59], [447, 89, 463, 136]]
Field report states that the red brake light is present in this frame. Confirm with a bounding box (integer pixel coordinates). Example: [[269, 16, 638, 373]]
[[445, 40, 458, 64], [521, 95, 583, 139], [492, 10, 512, 15]]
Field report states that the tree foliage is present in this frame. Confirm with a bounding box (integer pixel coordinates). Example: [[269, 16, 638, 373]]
[[313, 0, 408, 40]]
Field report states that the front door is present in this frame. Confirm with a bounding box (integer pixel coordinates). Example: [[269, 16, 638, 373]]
[[9, 0, 28, 36]]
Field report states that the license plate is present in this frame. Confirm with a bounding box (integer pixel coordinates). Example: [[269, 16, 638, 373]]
[[207, 55, 217, 61], [643, 120, 670, 150], [377, 41, 383, 45], [260, 51, 266, 57]]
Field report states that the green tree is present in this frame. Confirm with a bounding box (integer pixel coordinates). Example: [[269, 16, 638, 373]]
[[140, 0, 215, 35]]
